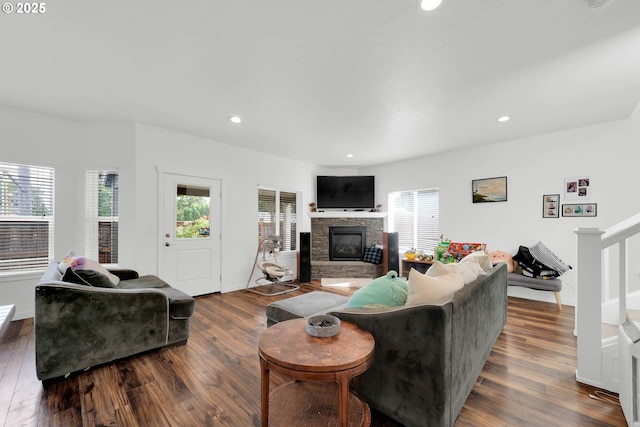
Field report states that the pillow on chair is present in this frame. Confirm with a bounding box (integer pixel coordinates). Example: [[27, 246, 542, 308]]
[[59, 256, 120, 286], [62, 268, 119, 288]]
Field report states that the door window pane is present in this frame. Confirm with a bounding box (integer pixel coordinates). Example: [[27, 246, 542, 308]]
[[176, 184, 210, 239]]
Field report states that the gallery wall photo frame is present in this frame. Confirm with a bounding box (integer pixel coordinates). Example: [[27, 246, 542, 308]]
[[472, 176, 507, 203], [562, 203, 597, 217], [543, 194, 560, 218], [565, 176, 591, 200]]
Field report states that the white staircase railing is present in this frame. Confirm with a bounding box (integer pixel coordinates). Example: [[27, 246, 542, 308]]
[[575, 212, 640, 426]]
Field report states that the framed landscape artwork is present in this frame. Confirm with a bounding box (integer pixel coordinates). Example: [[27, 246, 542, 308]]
[[543, 194, 560, 218], [472, 176, 507, 203]]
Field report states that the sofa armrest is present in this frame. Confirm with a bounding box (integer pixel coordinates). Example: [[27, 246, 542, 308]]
[[107, 268, 140, 281], [35, 284, 170, 381]]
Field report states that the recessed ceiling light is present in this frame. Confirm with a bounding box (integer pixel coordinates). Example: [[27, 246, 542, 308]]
[[229, 116, 242, 124], [420, 0, 442, 11], [497, 116, 511, 122], [346, 154, 354, 158]]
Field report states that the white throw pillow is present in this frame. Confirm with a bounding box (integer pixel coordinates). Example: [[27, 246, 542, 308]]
[[460, 251, 493, 272], [426, 260, 479, 284], [407, 268, 464, 305], [425, 260, 452, 277]]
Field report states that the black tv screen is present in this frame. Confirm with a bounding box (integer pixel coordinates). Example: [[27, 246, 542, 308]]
[[316, 176, 375, 209]]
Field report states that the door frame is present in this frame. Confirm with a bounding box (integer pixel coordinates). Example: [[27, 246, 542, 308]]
[[157, 167, 223, 290]]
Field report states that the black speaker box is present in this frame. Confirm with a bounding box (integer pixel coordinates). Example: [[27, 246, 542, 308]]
[[384, 232, 400, 274], [299, 232, 311, 283]]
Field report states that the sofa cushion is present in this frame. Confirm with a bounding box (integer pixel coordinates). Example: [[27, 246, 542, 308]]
[[406, 268, 464, 304], [61, 268, 91, 286], [460, 251, 493, 272], [427, 260, 480, 284], [59, 256, 121, 286], [62, 268, 119, 288], [118, 275, 195, 319]]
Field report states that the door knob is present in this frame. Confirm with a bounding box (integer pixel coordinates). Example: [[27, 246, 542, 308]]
[[165, 242, 170, 247]]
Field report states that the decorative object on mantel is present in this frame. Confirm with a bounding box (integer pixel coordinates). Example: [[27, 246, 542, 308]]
[[472, 176, 508, 203], [543, 194, 560, 218], [376, 203, 383, 212], [309, 202, 316, 212], [306, 314, 341, 337]]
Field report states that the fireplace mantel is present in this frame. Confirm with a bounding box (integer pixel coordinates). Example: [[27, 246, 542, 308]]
[[308, 211, 387, 219]]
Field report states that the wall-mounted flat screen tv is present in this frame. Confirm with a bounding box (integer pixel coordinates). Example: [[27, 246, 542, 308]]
[[316, 175, 375, 210]]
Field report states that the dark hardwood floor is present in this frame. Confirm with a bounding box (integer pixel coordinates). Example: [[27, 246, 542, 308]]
[[0, 283, 627, 426]]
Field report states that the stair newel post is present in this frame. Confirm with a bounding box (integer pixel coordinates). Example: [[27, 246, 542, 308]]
[[574, 227, 605, 388], [619, 240, 628, 326]]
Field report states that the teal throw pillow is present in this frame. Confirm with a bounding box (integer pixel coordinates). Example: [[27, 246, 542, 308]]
[[347, 270, 408, 308]]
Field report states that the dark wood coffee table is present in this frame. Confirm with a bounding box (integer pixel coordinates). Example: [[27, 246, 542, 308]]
[[259, 318, 375, 427]]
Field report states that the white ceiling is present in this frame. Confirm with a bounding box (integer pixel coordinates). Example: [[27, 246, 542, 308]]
[[2, 0, 640, 167]]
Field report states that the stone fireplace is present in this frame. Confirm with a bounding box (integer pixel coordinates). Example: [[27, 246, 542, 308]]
[[309, 212, 385, 279], [329, 226, 366, 261]]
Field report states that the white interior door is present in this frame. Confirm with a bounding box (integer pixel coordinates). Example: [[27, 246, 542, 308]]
[[159, 173, 221, 296]]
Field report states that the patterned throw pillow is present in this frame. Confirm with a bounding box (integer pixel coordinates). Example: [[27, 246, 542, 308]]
[[363, 245, 383, 264]]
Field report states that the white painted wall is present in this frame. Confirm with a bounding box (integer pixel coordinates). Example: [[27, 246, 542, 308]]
[[0, 105, 344, 319], [2, 101, 640, 318], [132, 123, 323, 292], [0, 106, 136, 319], [363, 115, 640, 307]]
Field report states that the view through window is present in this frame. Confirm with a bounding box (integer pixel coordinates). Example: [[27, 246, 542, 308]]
[[176, 184, 210, 239], [258, 188, 297, 251], [0, 162, 54, 272], [86, 171, 119, 264], [388, 188, 440, 254]]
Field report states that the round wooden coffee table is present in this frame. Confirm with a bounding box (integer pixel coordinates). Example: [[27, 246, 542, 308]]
[[259, 318, 375, 427]]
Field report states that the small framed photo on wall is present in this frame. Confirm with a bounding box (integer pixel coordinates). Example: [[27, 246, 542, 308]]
[[542, 194, 560, 218], [562, 203, 597, 217]]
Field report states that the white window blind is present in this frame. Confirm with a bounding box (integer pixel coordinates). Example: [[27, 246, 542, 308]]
[[258, 188, 298, 251], [0, 162, 54, 272], [85, 171, 118, 264], [388, 188, 439, 254], [279, 191, 297, 251]]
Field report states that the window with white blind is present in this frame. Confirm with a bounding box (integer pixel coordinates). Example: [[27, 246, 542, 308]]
[[85, 171, 118, 264], [0, 162, 54, 272], [388, 188, 440, 254], [258, 188, 298, 251]]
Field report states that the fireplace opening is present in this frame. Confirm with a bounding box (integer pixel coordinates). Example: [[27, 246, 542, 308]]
[[329, 226, 366, 261]]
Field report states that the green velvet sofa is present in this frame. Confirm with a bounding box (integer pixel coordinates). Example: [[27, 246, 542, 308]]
[[35, 262, 195, 381], [266, 263, 508, 427]]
